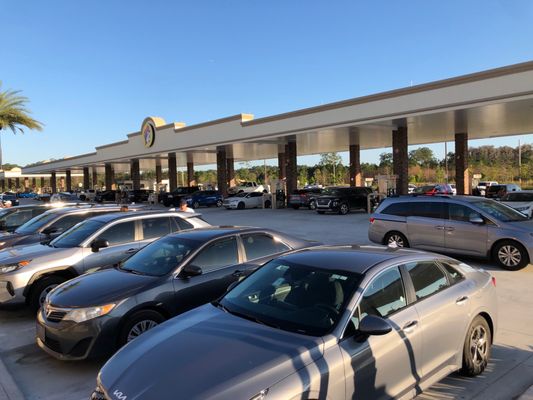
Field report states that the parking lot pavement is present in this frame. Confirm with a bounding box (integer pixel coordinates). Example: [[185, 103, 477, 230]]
[[0, 204, 532, 399]]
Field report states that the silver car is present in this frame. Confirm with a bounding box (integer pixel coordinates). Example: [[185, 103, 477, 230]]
[[0, 210, 209, 310], [369, 195, 533, 270], [91, 245, 497, 400]]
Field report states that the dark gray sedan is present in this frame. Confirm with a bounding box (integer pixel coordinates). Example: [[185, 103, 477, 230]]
[[91, 245, 497, 400], [37, 227, 313, 360]]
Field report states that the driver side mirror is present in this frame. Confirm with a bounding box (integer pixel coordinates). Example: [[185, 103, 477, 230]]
[[358, 315, 392, 336], [469, 216, 484, 225], [91, 239, 109, 253], [42, 226, 59, 236], [180, 264, 202, 278]]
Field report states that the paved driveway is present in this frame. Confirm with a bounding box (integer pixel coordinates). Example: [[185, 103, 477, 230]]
[[0, 206, 532, 399]]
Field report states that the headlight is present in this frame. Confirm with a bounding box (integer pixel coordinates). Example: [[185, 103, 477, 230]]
[[250, 389, 269, 400], [0, 242, 6, 246], [64, 303, 116, 323], [0, 260, 31, 274]]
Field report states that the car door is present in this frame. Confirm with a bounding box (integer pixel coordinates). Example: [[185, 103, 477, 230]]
[[247, 192, 263, 208], [172, 236, 242, 314], [444, 203, 488, 256], [340, 266, 422, 400], [406, 201, 446, 251], [82, 220, 139, 271], [405, 260, 471, 383], [137, 216, 173, 249], [202, 191, 215, 206]]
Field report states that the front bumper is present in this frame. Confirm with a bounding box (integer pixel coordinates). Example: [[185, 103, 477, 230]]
[[223, 202, 239, 209], [36, 308, 119, 361], [0, 273, 30, 305]]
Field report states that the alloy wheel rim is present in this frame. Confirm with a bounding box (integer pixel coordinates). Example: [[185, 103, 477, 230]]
[[498, 245, 521, 267], [469, 325, 488, 366], [340, 204, 348, 214], [127, 320, 159, 342], [388, 235, 404, 247], [39, 284, 59, 306]]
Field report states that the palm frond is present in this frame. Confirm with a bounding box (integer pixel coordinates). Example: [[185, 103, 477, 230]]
[[0, 81, 43, 133]]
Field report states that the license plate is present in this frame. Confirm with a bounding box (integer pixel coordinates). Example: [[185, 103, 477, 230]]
[[36, 324, 46, 341]]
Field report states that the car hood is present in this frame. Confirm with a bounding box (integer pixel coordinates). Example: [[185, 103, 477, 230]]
[[49, 268, 158, 307], [0, 242, 62, 264], [100, 304, 324, 400]]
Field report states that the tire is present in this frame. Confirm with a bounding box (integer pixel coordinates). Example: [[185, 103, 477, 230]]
[[291, 205, 300, 210], [216, 199, 223, 207], [338, 203, 349, 215], [28, 276, 67, 312], [192, 201, 200, 209], [237, 202, 245, 210], [460, 315, 492, 377], [119, 310, 165, 347], [264, 200, 272, 208], [384, 231, 409, 248], [317, 211, 325, 215], [492, 240, 529, 270], [309, 200, 317, 211]]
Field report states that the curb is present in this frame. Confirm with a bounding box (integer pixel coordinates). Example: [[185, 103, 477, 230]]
[[519, 385, 533, 400], [0, 356, 24, 400]]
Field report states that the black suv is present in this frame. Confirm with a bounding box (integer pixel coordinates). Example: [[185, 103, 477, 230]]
[[162, 186, 199, 207], [287, 188, 322, 210], [95, 190, 117, 203], [128, 189, 154, 203], [315, 186, 374, 215], [485, 184, 521, 199]]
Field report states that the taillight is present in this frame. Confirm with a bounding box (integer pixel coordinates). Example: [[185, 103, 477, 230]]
[[491, 276, 496, 287], [369, 217, 375, 224]]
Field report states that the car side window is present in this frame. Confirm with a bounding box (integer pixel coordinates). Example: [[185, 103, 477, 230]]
[[440, 262, 465, 285], [406, 261, 448, 300], [142, 217, 171, 240], [173, 217, 194, 231], [4, 210, 33, 227], [410, 202, 444, 219], [49, 214, 86, 232], [241, 233, 291, 260], [448, 204, 482, 222], [190, 237, 239, 273], [95, 221, 135, 246], [249, 192, 263, 198], [382, 202, 411, 216]]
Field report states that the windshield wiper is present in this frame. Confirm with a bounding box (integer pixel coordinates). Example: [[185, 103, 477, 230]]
[[213, 302, 281, 329], [119, 267, 146, 275]]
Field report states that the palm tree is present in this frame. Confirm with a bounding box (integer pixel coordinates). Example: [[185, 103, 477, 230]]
[[0, 82, 43, 169]]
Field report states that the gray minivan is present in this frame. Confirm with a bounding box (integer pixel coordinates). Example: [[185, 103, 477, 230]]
[[369, 195, 533, 270]]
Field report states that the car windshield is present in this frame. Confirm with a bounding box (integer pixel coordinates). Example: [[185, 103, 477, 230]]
[[15, 212, 58, 234], [119, 236, 201, 276], [232, 192, 248, 198], [413, 185, 434, 193], [219, 259, 362, 336], [472, 200, 528, 222], [502, 193, 533, 202], [321, 188, 343, 196], [50, 220, 106, 248]]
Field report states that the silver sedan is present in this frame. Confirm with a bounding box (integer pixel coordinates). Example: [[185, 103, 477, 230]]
[[91, 245, 497, 400]]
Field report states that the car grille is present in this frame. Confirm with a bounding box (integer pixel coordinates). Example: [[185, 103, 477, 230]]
[[44, 335, 62, 353], [46, 310, 67, 323], [317, 198, 331, 206]]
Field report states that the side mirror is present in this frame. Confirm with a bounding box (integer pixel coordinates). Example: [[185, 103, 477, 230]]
[[180, 264, 202, 278], [469, 216, 484, 225], [358, 315, 392, 336], [91, 239, 109, 253], [42, 226, 59, 236]]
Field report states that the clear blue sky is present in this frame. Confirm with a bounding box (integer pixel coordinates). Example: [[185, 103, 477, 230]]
[[1, 0, 533, 168]]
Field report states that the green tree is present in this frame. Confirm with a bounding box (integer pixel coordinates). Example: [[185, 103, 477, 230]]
[[409, 147, 437, 168]]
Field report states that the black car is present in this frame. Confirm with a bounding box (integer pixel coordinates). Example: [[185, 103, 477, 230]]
[[95, 190, 117, 203], [37, 227, 316, 360], [1, 192, 20, 206], [162, 186, 199, 207], [128, 189, 154, 203], [0, 205, 52, 232], [287, 188, 322, 210], [315, 186, 374, 215], [485, 184, 521, 199]]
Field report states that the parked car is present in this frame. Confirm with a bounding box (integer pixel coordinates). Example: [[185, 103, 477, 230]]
[[227, 181, 267, 195], [369, 195, 533, 270], [90, 245, 497, 400], [408, 183, 417, 194], [450, 184, 457, 195], [162, 186, 199, 207], [94, 190, 117, 203], [0, 192, 19, 206], [128, 189, 154, 203], [78, 189, 97, 201], [485, 184, 521, 199], [0, 205, 134, 251], [500, 190, 533, 218], [0, 210, 209, 311], [476, 181, 498, 197], [223, 192, 271, 209], [37, 227, 314, 360], [17, 192, 39, 199], [412, 184, 453, 196], [50, 192, 79, 203], [184, 190, 223, 208], [287, 188, 322, 210], [315, 186, 374, 215], [0, 205, 55, 233]]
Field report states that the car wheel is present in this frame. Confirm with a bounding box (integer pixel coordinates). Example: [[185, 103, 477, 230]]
[[28, 276, 67, 312], [216, 199, 223, 207], [460, 315, 492, 377], [192, 201, 200, 209], [492, 240, 529, 270], [317, 211, 325, 214], [291, 205, 300, 210], [119, 310, 165, 346], [338, 203, 349, 215], [237, 202, 245, 210], [309, 200, 317, 210], [264, 200, 272, 208], [384, 232, 409, 248]]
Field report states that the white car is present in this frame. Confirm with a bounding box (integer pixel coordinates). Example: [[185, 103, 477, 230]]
[[477, 181, 498, 196], [227, 181, 267, 195], [450, 184, 457, 195], [78, 189, 96, 201], [223, 192, 271, 209], [501, 190, 533, 218]]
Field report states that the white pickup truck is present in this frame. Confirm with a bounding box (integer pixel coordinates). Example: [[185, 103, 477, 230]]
[[227, 181, 268, 195]]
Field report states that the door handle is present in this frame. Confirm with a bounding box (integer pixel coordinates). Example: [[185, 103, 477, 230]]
[[232, 270, 244, 277], [456, 296, 469, 305], [125, 248, 137, 254], [402, 321, 418, 333], [445, 227, 455, 231], [435, 226, 445, 230]]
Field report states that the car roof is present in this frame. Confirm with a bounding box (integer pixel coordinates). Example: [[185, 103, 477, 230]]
[[276, 245, 430, 274], [166, 226, 278, 241], [382, 195, 491, 204], [88, 210, 202, 223]]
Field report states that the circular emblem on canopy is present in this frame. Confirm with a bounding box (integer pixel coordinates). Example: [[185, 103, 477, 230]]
[[142, 121, 155, 148]]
